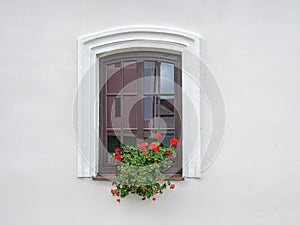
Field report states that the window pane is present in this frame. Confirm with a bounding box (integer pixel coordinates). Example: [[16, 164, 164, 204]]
[[160, 96, 175, 129], [143, 129, 158, 143], [107, 63, 122, 94], [143, 130, 175, 147], [160, 62, 174, 94], [123, 61, 137, 93], [107, 96, 121, 128], [107, 130, 121, 153], [144, 61, 158, 93], [123, 96, 138, 128], [161, 130, 175, 147], [144, 96, 159, 128], [123, 130, 137, 146]]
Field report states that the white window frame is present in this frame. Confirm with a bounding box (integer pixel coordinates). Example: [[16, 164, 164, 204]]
[[77, 26, 201, 178]]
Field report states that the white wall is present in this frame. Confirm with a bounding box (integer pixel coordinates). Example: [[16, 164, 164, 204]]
[[1, 0, 300, 224]]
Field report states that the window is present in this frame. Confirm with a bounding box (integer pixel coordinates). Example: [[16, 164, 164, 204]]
[[98, 52, 182, 178], [77, 27, 201, 178]]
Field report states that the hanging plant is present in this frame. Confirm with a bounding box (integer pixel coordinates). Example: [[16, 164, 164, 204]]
[[110, 133, 179, 202]]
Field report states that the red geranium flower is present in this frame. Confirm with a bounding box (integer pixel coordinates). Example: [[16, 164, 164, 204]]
[[116, 199, 121, 203], [149, 143, 160, 152], [170, 184, 175, 189], [170, 138, 179, 146], [114, 147, 121, 153], [143, 150, 148, 156], [115, 154, 122, 161], [138, 144, 146, 150], [138, 142, 149, 150], [111, 189, 117, 195], [165, 151, 171, 155], [155, 133, 162, 139], [152, 197, 156, 201]]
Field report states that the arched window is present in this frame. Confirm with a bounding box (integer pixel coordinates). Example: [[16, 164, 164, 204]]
[[77, 27, 201, 179], [98, 51, 182, 178]]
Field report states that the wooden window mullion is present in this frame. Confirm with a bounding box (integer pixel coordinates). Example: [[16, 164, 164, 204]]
[[137, 61, 144, 144]]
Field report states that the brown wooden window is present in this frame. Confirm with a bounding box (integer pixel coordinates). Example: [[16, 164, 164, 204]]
[[98, 51, 182, 179]]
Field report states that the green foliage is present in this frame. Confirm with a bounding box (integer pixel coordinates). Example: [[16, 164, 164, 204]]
[[110, 137, 178, 201]]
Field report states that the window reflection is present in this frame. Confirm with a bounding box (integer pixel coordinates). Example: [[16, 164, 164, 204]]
[[123, 96, 138, 128], [160, 62, 174, 94], [160, 96, 175, 129], [123, 61, 137, 93], [161, 130, 175, 147], [107, 63, 122, 94], [107, 131, 121, 153], [144, 96, 159, 128], [107, 96, 121, 128], [144, 61, 158, 93], [123, 130, 137, 146]]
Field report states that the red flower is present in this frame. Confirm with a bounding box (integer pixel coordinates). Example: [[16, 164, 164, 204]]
[[170, 184, 175, 189], [170, 138, 179, 146], [165, 151, 171, 155], [153, 146, 160, 152], [143, 150, 148, 156], [114, 148, 121, 153], [115, 154, 122, 161], [111, 189, 117, 195], [138, 144, 146, 150], [155, 133, 162, 139], [116, 199, 121, 203], [138, 142, 149, 150], [155, 189, 159, 194], [149, 143, 160, 152], [152, 197, 156, 201]]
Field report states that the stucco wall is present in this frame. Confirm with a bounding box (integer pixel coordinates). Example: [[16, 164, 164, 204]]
[[1, 0, 300, 224]]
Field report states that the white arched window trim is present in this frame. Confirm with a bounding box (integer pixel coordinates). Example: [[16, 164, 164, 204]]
[[77, 26, 201, 178]]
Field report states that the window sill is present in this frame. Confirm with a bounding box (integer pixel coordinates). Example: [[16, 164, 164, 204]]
[[92, 174, 184, 181]]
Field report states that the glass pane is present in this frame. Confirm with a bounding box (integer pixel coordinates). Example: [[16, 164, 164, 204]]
[[161, 130, 175, 147], [143, 130, 158, 143], [107, 63, 122, 94], [107, 130, 121, 153], [160, 96, 175, 129], [123, 61, 137, 93], [123, 130, 137, 146], [144, 61, 158, 93], [107, 96, 121, 128], [143, 130, 175, 147], [144, 96, 159, 128], [160, 62, 174, 94], [123, 96, 138, 128]]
